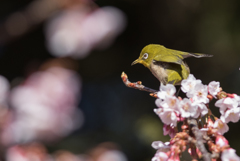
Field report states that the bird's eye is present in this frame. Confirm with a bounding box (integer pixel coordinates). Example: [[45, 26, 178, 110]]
[[143, 53, 148, 59]]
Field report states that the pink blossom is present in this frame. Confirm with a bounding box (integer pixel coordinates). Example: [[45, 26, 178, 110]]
[[97, 150, 127, 161], [1, 67, 83, 145], [6, 144, 49, 161], [215, 135, 229, 147], [46, 7, 126, 58], [152, 151, 169, 161], [163, 124, 177, 138]]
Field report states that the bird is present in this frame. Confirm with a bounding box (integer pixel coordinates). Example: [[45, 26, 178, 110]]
[[131, 44, 212, 85]]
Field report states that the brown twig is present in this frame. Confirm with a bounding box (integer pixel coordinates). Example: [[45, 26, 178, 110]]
[[121, 72, 158, 97]]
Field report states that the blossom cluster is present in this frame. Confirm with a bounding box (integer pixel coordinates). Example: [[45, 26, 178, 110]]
[[152, 74, 240, 161], [154, 74, 213, 129]]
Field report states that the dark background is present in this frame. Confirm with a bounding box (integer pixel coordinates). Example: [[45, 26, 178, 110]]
[[1, 0, 240, 160]]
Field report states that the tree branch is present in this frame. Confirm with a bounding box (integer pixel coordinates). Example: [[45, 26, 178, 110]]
[[188, 118, 212, 161], [121, 72, 158, 97]]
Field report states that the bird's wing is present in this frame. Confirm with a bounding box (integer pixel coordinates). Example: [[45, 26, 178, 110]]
[[153, 52, 183, 65]]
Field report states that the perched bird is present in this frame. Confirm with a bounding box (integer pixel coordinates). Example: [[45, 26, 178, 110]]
[[132, 44, 212, 85]]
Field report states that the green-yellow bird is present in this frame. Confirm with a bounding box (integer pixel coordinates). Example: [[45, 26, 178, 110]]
[[132, 44, 212, 85]]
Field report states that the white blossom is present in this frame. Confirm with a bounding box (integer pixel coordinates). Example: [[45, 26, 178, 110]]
[[221, 148, 240, 161], [215, 97, 238, 115], [151, 141, 170, 152], [161, 95, 179, 111], [179, 98, 197, 118], [191, 83, 209, 104], [208, 81, 220, 98], [157, 109, 178, 127], [193, 102, 208, 118], [224, 107, 240, 123], [157, 84, 176, 100], [155, 99, 163, 108], [181, 74, 202, 95], [213, 117, 229, 135]]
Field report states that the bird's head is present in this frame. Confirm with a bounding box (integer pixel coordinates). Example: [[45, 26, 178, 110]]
[[131, 44, 163, 69]]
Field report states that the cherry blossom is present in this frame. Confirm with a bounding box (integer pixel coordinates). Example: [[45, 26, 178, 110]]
[[190, 83, 209, 104], [192, 102, 208, 118], [181, 74, 202, 96], [161, 95, 179, 111], [224, 107, 240, 123], [208, 81, 220, 98], [156, 109, 178, 126], [151, 141, 170, 152], [215, 135, 229, 147], [221, 149, 240, 161], [215, 97, 238, 115], [179, 98, 197, 118], [163, 124, 177, 138], [157, 84, 176, 100], [152, 151, 168, 161], [213, 117, 229, 135]]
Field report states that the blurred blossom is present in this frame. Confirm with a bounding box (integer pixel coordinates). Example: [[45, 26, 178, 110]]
[[88, 142, 127, 161], [53, 150, 87, 161], [46, 6, 126, 58], [6, 143, 49, 161], [0, 75, 10, 105], [2, 67, 83, 144], [97, 150, 127, 161]]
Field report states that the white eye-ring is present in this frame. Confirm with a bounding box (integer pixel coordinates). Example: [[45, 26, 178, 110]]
[[143, 53, 148, 59]]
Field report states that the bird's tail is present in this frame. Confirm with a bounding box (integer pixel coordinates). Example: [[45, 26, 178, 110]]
[[186, 52, 213, 58]]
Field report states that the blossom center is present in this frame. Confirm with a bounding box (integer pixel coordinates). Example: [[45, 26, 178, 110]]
[[183, 104, 189, 111]]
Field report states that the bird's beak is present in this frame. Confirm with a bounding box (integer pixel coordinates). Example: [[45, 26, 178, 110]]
[[131, 59, 140, 66]]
